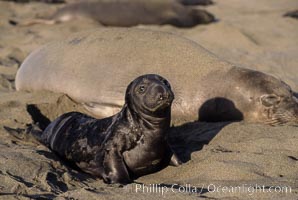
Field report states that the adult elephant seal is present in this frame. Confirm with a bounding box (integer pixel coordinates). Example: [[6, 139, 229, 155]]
[[35, 74, 181, 184], [16, 28, 298, 126], [18, 0, 215, 27]]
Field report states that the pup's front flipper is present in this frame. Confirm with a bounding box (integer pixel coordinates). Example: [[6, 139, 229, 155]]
[[170, 153, 182, 166], [165, 143, 182, 166], [102, 151, 132, 184]]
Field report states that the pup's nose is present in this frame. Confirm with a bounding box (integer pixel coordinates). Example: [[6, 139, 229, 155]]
[[154, 85, 174, 102], [166, 90, 174, 102], [158, 94, 164, 101]]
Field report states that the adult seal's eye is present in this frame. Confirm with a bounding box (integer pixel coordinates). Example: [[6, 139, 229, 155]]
[[261, 94, 281, 107], [138, 85, 146, 93]]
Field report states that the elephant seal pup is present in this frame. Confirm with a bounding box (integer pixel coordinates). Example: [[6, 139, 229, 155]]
[[19, 0, 215, 27], [16, 28, 298, 126], [36, 74, 181, 184]]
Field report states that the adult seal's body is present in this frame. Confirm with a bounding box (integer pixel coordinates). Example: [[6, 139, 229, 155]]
[[16, 28, 298, 125], [36, 74, 180, 184], [19, 0, 215, 27]]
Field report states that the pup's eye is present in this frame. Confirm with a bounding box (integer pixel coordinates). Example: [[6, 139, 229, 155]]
[[160, 79, 171, 89], [138, 85, 146, 93], [163, 80, 170, 88]]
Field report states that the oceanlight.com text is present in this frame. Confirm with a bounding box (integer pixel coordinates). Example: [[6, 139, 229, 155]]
[[124, 183, 292, 196]]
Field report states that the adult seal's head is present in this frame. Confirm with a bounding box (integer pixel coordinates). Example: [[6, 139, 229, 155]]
[[199, 67, 298, 126], [231, 68, 298, 126], [35, 74, 180, 184]]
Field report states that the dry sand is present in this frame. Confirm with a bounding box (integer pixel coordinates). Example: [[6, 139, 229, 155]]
[[0, 0, 297, 199]]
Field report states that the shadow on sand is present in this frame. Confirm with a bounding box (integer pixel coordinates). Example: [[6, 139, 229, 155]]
[[168, 97, 243, 163]]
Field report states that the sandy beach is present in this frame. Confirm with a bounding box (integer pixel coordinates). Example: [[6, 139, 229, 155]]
[[0, 0, 297, 199]]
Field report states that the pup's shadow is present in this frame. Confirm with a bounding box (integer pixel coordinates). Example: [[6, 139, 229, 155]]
[[169, 97, 243, 163], [168, 121, 230, 163]]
